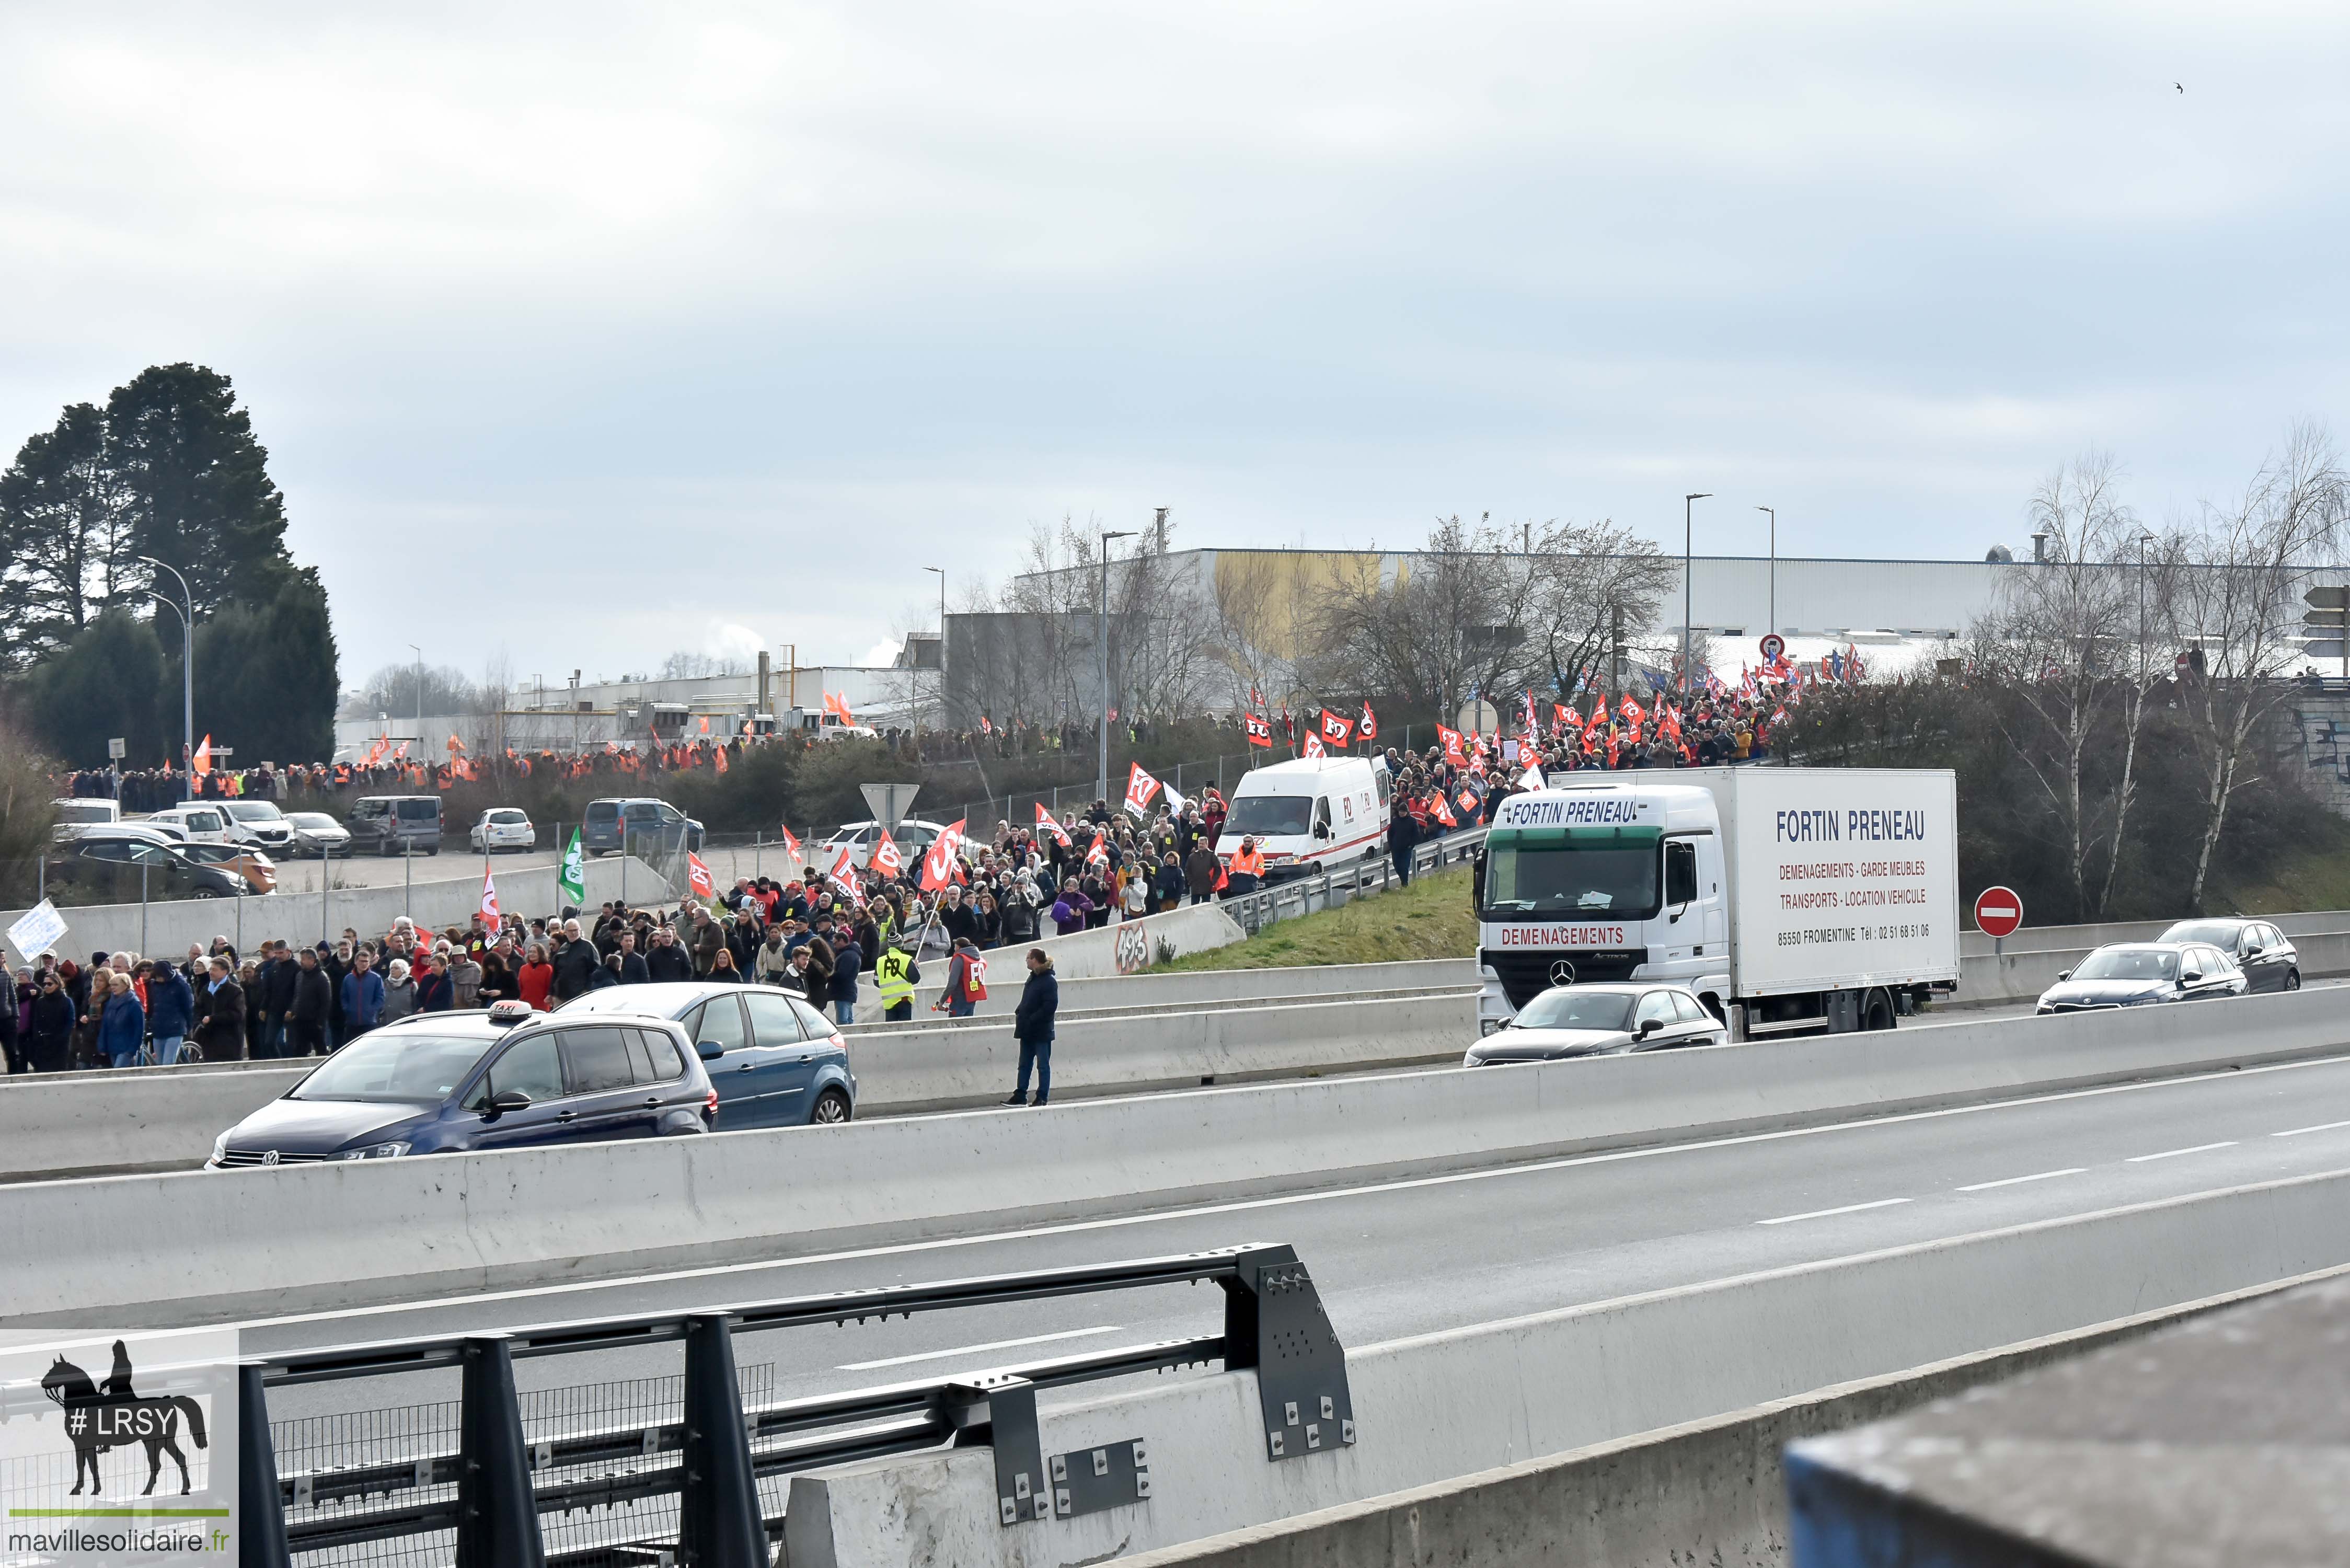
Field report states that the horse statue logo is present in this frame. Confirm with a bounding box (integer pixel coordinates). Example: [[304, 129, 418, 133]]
[[40, 1340, 209, 1496]]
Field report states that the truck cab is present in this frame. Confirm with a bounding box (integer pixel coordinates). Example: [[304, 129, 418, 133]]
[[1474, 783, 1729, 1032]]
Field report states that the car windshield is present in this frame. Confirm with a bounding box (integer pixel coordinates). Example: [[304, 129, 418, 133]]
[[2072, 949, 2179, 982], [1512, 991, 1635, 1031], [1482, 844, 1661, 919], [54, 803, 115, 823], [287, 813, 339, 829], [2160, 922, 2240, 947], [290, 1032, 492, 1103], [225, 802, 284, 822], [1224, 794, 1312, 837]]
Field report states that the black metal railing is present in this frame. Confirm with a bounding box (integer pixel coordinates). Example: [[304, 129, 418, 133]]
[[237, 1241, 1351, 1568]]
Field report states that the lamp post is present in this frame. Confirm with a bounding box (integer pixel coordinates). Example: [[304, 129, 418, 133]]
[[139, 556, 194, 767], [2138, 530, 2158, 683], [1755, 507, 1776, 639], [924, 564, 945, 734], [1681, 494, 1711, 693], [408, 644, 423, 751], [1097, 528, 1135, 800]]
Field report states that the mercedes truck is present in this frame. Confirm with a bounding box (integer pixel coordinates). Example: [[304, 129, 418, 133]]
[[1473, 767, 1959, 1039]]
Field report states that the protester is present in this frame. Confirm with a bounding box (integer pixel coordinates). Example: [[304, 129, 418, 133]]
[[1007, 948, 1057, 1106], [27, 971, 75, 1072], [196, 958, 246, 1062], [145, 959, 194, 1066], [341, 950, 386, 1037], [97, 973, 145, 1068], [936, 936, 987, 1019], [289, 948, 333, 1056]]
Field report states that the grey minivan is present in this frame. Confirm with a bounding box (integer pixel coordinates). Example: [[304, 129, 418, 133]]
[[348, 795, 445, 855]]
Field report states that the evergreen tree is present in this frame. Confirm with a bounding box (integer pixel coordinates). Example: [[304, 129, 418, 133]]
[[0, 402, 130, 667], [105, 363, 290, 616], [26, 610, 168, 768], [184, 563, 340, 765]]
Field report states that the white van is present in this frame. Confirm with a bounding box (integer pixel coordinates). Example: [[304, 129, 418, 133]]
[[51, 799, 121, 841], [144, 803, 233, 845], [1218, 756, 1391, 879]]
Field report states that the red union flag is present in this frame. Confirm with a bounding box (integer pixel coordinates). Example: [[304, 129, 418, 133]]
[[1033, 801, 1072, 846], [1124, 761, 1164, 815], [1085, 831, 1110, 867], [920, 819, 967, 892], [1320, 709, 1353, 746], [778, 824, 801, 858], [871, 828, 905, 877], [823, 691, 857, 727], [1302, 730, 1327, 758], [1437, 725, 1466, 766], [687, 851, 715, 901], [1430, 791, 1457, 828], [1245, 713, 1272, 748], [1359, 702, 1378, 742], [826, 848, 859, 898], [480, 861, 501, 926]]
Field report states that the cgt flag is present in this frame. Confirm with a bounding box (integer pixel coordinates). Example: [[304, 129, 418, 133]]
[[687, 851, 716, 901], [919, 819, 967, 892], [558, 828, 587, 910], [1436, 724, 1466, 767], [1033, 801, 1072, 846], [871, 828, 905, 877]]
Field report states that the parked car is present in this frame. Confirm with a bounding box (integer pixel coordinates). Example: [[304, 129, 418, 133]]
[[206, 1002, 714, 1167], [176, 840, 278, 895], [816, 818, 949, 870], [50, 798, 122, 841], [557, 982, 856, 1127], [143, 803, 233, 844], [43, 834, 248, 903], [582, 798, 706, 857], [2156, 918, 2301, 994], [1464, 982, 1727, 1065], [470, 807, 537, 854], [348, 795, 444, 856], [284, 811, 352, 858], [218, 800, 298, 852], [2035, 942, 2249, 1014]]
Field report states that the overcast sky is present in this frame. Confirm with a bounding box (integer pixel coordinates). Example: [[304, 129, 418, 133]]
[[5, 2, 2347, 686]]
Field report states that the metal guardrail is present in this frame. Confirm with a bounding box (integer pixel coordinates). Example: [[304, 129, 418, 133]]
[[1219, 826, 1487, 938], [235, 1242, 1351, 1568]]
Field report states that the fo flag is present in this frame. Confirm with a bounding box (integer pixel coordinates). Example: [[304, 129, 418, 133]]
[[871, 828, 905, 877], [1319, 709, 1354, 746], [1302, 730, 1327, 759], [480, 860, 501, 927], [1359, 702, 1378, 742], [920, 819, 967, 892], [1437, 725, 1466, 766], [1124, 762, 1164, 815], [826, 848, 860, 899], [1244, 713, 1273, 748], [558, 828, 587, 910], [1034, 802, 1072, 846], [687, 852, 716, 901]]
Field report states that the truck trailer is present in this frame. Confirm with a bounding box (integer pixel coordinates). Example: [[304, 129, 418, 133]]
[[1473, 767, 1959, 1039]]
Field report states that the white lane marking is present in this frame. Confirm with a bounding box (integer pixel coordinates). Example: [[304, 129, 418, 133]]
[[1756, 1198, 1910, 1226], [2275, 1120, 2350, 1138], [161, 1050, 2350, 1341], [2126, 1142, 2238, 1163], [838, 1325, 1121, 1371], [1956, 1168, 2086, 1192]]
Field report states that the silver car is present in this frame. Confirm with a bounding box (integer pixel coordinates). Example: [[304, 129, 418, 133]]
[[1466, 982, 1727, 1065], [285, 811, 351, 858]]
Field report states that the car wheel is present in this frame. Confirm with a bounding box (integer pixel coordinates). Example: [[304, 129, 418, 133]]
[[191, 888, 220, 900], [2286, 969, 2302, 991], [810, 1088, 852, 1125]]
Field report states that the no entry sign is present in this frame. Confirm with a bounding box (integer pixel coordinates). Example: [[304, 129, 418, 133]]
[[1973, 885, 2023, 939]]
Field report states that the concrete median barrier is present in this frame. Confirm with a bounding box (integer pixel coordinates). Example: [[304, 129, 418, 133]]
[[847, 957, 1477, 1027], [783, 1177, 2350, 1568], [5, 985, 2350, 1325]]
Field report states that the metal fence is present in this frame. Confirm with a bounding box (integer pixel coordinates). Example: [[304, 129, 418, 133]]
[[1215, 825, 1488, 940], [231, 1243, 1349, 1568]]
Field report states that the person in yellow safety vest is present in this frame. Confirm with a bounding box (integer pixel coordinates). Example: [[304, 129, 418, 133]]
[[874, 935, 923, 1023], [1224, 836, 1267, 896]]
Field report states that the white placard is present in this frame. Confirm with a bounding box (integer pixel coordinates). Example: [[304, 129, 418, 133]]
[[7, 898, 67, 962]]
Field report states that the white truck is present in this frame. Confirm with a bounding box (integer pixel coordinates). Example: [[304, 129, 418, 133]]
[[1473, 767, 1959, 1039]]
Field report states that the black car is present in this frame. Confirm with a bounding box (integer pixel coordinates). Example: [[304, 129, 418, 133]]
[[2157, 918, 2301, 994], [583, 798, 706, 857], [43, 834, 247, 903], [2035, 941, 2249, 1014]]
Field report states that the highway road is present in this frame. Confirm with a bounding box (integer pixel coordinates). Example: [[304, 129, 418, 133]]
[[191, 1044, 2350, 1433]]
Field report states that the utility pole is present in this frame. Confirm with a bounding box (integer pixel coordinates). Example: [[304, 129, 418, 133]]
[[408, 644, 424, 751], [1755, 507, 1776, 638], [139, 556, 194, 767], [1681, 494, 1711, 694], [1097, 528, 1135, 800], [924, 565, 945, 735]]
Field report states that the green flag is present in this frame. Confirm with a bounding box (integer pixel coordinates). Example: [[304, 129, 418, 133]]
[[559, 827, 587, 911]]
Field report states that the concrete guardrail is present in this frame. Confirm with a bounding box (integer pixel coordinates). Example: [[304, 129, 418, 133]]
[[3, 983, 2347, 1325], [782, 1174, 2350, 1567]]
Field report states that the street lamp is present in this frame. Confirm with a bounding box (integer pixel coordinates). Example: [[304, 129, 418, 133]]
[[1681, 494, 1711, 693], [138, 556, 193, 767], [1097, 528, 1135, 799], [1755, 507, 1776, 639], [923, 565, 946, 736], [408, 644, 423, 751]]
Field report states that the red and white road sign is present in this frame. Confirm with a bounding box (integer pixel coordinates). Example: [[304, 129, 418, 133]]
[[1973, 885, 2023, 938], [1759, 633, 1786, 662]]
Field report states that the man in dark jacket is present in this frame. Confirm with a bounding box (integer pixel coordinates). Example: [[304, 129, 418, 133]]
[[613, 932, 652, 986], [144, 961, 195, 1065], [550, 923, 602, 1001], [256, 943, 296, 1059], [1007, 949, 1058, 1106], [1388, 802, 1422, 887], [1184, 844, 1221, 905], [287, 949, 333, 1057], [645, 926, 695, 984], [195, 958, 247, 1062], [27, 972, 75, 1071]]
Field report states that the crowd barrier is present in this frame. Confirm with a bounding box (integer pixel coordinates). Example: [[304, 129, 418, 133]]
[[4, 983, 2346, 1324], [787, 1186, 2350, 1568]]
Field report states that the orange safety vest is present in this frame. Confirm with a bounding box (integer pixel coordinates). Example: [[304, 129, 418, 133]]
[[1229, 845, 1266, 877]]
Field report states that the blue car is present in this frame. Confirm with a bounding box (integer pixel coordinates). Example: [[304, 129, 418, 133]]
[[206, 1002, 714, 1168], [556, 982, 858, 1128]]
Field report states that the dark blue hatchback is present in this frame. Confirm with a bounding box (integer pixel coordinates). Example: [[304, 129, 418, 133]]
[[206, 1002, 715, 1168]]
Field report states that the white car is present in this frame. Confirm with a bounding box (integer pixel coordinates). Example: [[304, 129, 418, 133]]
[[285, 811, 352, 858], [1465, 983, 1728, 1065], [817, 818, 949, 869], [51, 798, 122, 841], [470, 807, 537, 853], [219, 800, 298, 852]]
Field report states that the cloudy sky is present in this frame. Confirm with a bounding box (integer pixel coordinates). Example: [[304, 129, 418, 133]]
[[5, 2, 2346, 686]]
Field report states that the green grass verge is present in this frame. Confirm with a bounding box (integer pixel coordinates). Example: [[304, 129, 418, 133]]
[[1152, 866, 1477, 972]]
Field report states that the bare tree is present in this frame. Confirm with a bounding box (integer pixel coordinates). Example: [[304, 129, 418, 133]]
[[2165, 423, 2347, 911], [1308, 515, 1542, 719], [1526, 521, 1676, 699]]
